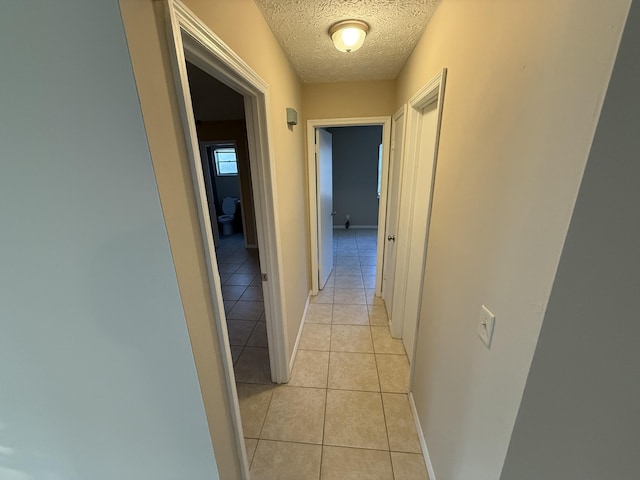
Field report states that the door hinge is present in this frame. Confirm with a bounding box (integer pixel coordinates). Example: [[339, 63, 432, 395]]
[[261, 273, 268, 282]]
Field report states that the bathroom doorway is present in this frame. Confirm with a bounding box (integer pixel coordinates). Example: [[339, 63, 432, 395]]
[[189, 62, 257, 249], [186, 62, 271, 383]]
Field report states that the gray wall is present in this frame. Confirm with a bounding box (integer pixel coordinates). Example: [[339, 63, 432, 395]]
[[501, 3, 639, 479], [0, 1, 219, 479], [214, 166, 241, 205], [330, 125, 382, 226]]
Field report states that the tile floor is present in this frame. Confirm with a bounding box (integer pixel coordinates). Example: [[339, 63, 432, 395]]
[[235, 229, 429, 479]]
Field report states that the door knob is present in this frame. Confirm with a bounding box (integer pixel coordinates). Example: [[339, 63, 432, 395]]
[[331, 211, 337, 216], [387, 235, 396, 242]]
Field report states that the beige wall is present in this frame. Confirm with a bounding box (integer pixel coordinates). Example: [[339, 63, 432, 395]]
[[302, 80, 396, 121], [396, 1, 630, 479], [119, 0, 308, 478]]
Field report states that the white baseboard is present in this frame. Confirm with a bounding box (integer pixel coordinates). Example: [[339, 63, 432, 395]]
[[333, 225, 378, 229], [409, 392, 436, 480], [289, 291, 311, 375]]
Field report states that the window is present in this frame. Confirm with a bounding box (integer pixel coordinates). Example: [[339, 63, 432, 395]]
[[212, 146, 238, 176]]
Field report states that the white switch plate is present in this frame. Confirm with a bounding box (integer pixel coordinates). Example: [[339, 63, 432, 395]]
[[478, 305, 495, 348]]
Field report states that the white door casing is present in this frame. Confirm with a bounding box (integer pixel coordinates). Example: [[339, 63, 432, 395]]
[[391, 69, 447, 364], [383, 106, 408, 337], [307, 117, 392, 295], [165, 1, 291, 477], [316, 128, 334, 288], [401, 101, 439, 359]]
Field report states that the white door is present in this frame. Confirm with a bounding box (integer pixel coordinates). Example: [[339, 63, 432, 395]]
[[401, 100, 440, 359], [390, 69, 446, 361], [382, 108, 406, 323], [316, 128, 334, 288]]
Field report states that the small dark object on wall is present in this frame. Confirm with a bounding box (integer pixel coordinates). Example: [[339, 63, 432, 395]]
[[286, 107, 298, 125]]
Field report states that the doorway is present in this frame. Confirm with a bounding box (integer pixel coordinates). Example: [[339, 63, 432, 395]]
[[187, 62, 258, 248], [165, 3, 290, 477], [307, 117, 392, 297], [393, 69, 447, 363], [185, 63, 271, 384]]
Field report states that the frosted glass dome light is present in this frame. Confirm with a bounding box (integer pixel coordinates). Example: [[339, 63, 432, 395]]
[[329, 20, 369, 53]]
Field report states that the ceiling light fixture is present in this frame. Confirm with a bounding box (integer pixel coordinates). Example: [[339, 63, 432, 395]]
[[329, 20, 369, 53]]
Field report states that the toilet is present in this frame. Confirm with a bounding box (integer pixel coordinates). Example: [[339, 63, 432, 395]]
[[218, 197, 237, 236]]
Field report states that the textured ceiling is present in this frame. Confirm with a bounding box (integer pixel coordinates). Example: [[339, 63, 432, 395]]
[[253, 0, 440, 84]]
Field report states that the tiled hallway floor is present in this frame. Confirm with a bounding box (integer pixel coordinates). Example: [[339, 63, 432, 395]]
[[216, 233, 272, 383], [237, 229, 429, 479]]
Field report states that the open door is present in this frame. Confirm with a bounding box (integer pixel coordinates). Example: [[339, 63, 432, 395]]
[[383, 106, 407, 335], [316, 128, 334, 288]]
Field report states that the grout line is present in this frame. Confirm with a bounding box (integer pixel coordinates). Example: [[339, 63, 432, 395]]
[[233, 379, 274, 387], [232, 346, 244, 367], [249, 232, 383, 476], [320, 274, 333, 477], [370, 280, 392, 457], [256, 438, 323, 447], [375, 353, 394, 462], [328, 323, 334, 357], [256, 383, 278, 442], [322, 442, 393, 453], [244, 320, 261, 348], [319, 378, 329, 478], [255, 436, 393, 453]]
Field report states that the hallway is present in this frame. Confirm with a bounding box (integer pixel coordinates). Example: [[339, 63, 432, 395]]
[[236, 229, 429, 479]]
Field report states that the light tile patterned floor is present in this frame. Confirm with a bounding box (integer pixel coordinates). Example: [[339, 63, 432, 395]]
[[231, 229, 429, 479]]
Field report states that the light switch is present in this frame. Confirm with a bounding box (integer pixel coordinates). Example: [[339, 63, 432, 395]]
[[477, 305, 495, 348]]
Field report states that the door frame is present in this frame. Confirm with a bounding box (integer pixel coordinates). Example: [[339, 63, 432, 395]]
[[393, 69, 447, 364], [198, 141, 221, 247], [165, 1, 289, 476], [384, 105, 408, 338], [307, 116, 392, 295]]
